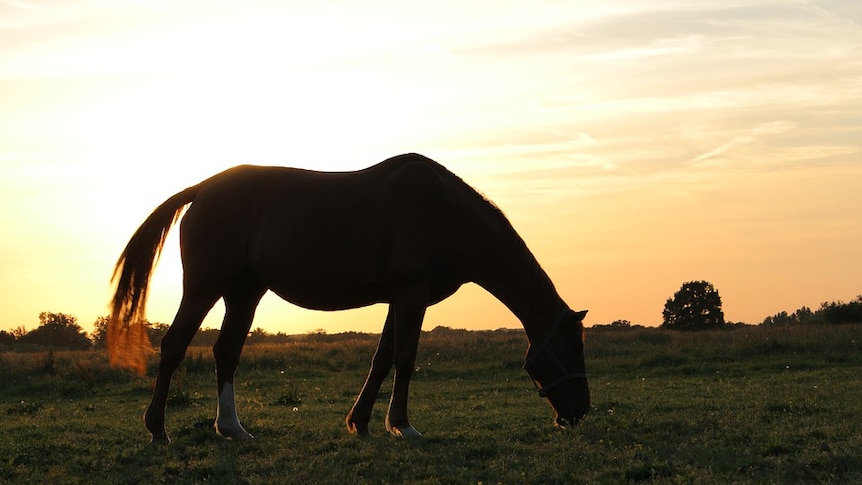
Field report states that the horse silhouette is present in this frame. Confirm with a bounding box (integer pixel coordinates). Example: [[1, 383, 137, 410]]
[[108, 153, 589, 442]]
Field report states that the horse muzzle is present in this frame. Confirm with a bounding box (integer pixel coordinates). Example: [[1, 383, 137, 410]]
[[555, 411, 587, 429]]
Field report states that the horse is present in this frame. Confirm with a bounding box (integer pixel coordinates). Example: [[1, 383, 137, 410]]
[[108, 153, 590, 442]]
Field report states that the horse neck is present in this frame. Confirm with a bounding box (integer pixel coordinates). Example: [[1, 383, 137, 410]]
[[475, 236, 568, 345]]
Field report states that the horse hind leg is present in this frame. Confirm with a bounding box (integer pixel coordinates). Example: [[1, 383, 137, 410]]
[[213, 278, 266, 440], [346, 307, 395, 435], [145, 293, 219, 443]]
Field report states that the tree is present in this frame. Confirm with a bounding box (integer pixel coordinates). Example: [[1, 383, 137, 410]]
[[662, 281, 725, 331], [148, 322, 170, 347], [92, 316, 109, 349], [18, 312, 92, 350], [0, 329, 15, 346], [762, 306, 820, 326], [761, 297, 862, 326], [819, 296, 862, 324], [762, 311, 793, 326], [246, 327, 270, 345]]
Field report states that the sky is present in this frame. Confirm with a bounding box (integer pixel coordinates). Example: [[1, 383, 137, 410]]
[[1, 0, 860, 336]]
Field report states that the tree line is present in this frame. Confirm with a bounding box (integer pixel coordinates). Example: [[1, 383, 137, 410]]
[[657, 280, 861, 330], [592, 280, 861, 331], [0, 313, 303, 351], [2, 284, 860, 349], [760, 297, 862, 326]]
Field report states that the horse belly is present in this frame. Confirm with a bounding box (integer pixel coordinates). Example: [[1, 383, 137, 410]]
[[252, 236, 391, 310], [269, 281, 389, 311]]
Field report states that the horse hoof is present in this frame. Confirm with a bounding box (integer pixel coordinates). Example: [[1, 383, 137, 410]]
[[346, 420, 370, 436], [388, 424, 422, 438], [150, 434, 171, 445], [385, 417, 422, 438], [215, 423, 255, 440]]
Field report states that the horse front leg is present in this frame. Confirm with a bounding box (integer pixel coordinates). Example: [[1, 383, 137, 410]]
[[213, 284, 265, 440], [384, 288, 428, 438], [346, 307, 395, 435]]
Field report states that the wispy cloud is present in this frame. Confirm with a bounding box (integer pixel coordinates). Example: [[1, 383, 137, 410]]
[[690, 121, 797, 164], [584, 35, 702, 62]]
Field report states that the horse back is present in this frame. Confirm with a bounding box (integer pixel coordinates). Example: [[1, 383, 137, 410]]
[[178, 154, 492, 309]]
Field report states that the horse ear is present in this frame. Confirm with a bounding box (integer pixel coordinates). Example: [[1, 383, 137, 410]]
[[574, 310, 588, 344]]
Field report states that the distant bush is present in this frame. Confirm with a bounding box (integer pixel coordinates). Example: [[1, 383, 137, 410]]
[[16, 312, 91, 351], [591, 320, 649, 330], [819, 296, 862, 324], [0, 330, 15, 346]]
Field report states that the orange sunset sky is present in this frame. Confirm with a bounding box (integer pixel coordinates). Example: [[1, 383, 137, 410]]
[[1, 1, 860, 336]]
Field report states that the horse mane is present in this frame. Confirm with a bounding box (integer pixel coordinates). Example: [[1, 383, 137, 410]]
[[418, 155, 563, 311], [415, 155, 515, 229]]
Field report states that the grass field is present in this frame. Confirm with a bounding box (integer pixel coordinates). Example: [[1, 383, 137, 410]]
[[1, 324, 860, 484]]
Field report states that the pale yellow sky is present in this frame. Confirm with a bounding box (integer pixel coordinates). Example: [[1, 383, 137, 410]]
[[1, 1, 860, 335]]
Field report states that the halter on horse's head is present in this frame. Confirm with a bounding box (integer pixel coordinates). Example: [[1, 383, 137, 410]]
[[524, 309, 590, 427]]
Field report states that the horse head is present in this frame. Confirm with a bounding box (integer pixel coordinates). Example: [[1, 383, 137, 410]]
[[523, 309, 590, 428]]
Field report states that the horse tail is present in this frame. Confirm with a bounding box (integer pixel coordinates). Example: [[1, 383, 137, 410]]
[[107, 185, 200, 375]]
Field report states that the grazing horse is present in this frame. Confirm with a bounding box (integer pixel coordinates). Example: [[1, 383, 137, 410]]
[[108, 153, 590, 442]]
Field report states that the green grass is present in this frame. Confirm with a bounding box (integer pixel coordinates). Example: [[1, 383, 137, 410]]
[[1, 324, 860, 484]]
